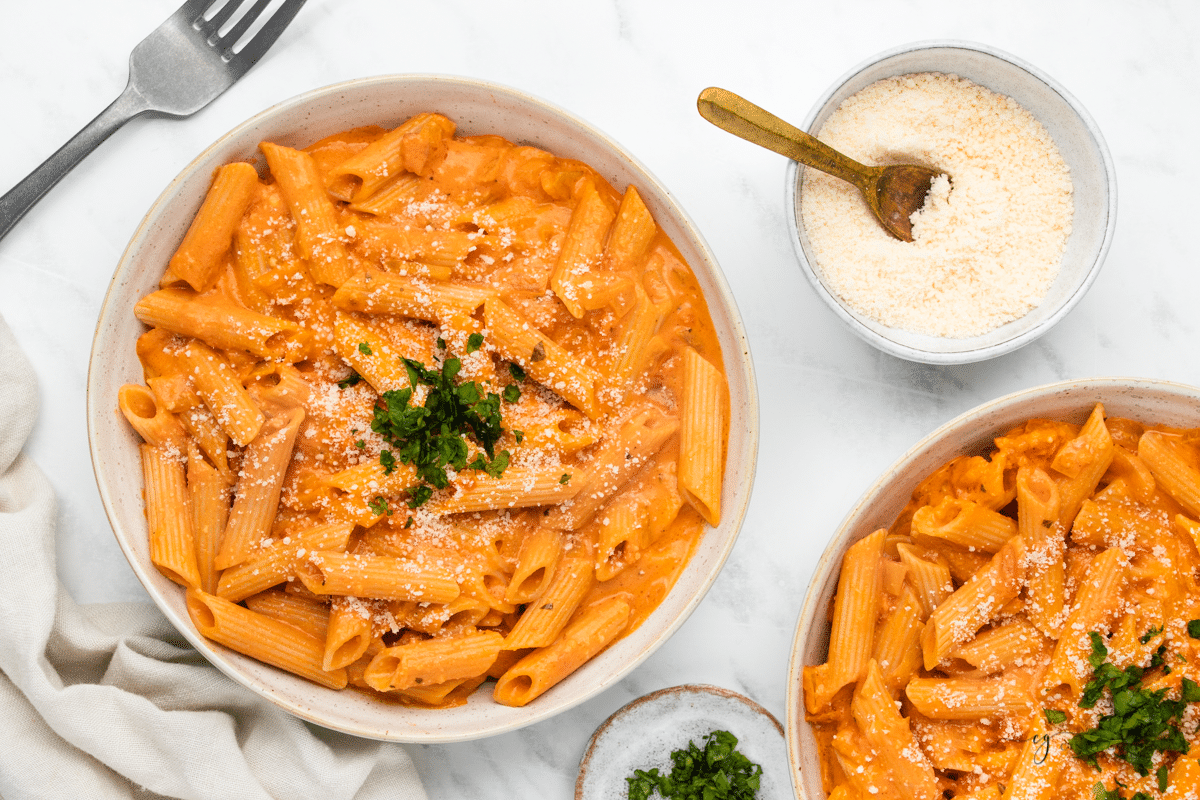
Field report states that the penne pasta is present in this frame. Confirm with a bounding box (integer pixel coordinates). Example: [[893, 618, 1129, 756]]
[[122, 113, 729, 711], [164, 161, 259, 292], [808, 404, 1200, 800]]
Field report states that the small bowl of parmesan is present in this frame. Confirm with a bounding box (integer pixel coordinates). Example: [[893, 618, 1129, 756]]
[[785, 40, 1115, 364]]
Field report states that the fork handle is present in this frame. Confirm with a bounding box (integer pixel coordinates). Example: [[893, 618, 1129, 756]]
[[0, 82, 149, 243]]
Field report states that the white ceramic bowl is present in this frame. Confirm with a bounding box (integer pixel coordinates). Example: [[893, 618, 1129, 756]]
[[87, 75, 759, 742], [784, 40, 1117, 364], [784, 377, 1200, 799]]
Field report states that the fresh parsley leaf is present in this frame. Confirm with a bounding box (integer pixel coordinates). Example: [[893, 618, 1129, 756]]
[[368, 496, 391, 516], [508, 362, 526, 381], [514, 430, 524, 444], [338, 371, 363, 389], [406, 485, 433, 508], [1044, 708, 1067, 725], [1189, 619, 1200, 639], [625, 730, 762, 800], [1087, 631, 1109, 670], [436, 337, 446, 349], [1183, 677, 1200, 703], [503, 384, 521, 403], [1158, 764, 1169, 793], [560, 473, 571, 484], [358, 342, 372, 355], [466, 333, 484, 353], [370, 355, 510, 506], [354, 439, 366, 449], [1140, 625, 1163, 644], [1070, 630, 1190, 775], [380, 449, 396, 474], [404, 516, 413, 529]]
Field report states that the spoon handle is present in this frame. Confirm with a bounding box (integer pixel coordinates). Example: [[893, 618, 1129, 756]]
[[697, 87, 875, 190]]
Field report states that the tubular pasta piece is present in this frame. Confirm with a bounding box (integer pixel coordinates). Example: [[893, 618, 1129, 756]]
[[187, 589, 346, 689], [363, 630, 503, 693], [215, 408, 304, 569], [260, 141, 355, 287], [165, 162, 259, 292], [135, 288, 310, 362], [295, 551, 460, 604], [803, 529, 885, 714], [549, 179, 615, 318], [677, 346, 728, 526], [493, 596, 630, 707], [141, 444, 201, 590]]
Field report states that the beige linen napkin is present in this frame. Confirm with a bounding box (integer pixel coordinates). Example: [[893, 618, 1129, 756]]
[[0, 314, 428, 800]]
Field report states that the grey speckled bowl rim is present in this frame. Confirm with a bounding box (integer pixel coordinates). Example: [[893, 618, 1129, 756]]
[[782, 39, 1117, 365], [86, 74, 760, 742], [784, 377, 1200, 800], [575, 684, 783, 800]]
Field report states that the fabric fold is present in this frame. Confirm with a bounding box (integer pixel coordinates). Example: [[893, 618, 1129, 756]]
[[0, 314, 427, 800]]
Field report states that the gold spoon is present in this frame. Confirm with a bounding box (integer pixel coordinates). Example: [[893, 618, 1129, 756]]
[[697, 86, 943, 242]]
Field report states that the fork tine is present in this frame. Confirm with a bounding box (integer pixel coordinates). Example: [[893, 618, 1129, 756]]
[[197, 0, 246, 39], [175, 0, 220, 23], [226, 0, 308, 71], [213, 0, 274, 48]]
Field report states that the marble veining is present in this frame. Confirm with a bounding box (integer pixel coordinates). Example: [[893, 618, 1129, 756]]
[[3, 0, 1200, 797]]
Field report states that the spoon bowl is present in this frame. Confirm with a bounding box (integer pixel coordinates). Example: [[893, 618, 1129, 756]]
[[697, 86, 941, 242]]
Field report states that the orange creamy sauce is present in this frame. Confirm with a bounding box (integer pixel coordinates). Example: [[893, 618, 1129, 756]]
[[806, 412, 1200, 800], [134, 116, 728, 708]]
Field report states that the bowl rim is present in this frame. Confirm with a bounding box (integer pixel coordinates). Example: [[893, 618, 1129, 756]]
[[782, 39, 1118, 365], [783, 376, 1200, 798], [86, 73, 761, 742]]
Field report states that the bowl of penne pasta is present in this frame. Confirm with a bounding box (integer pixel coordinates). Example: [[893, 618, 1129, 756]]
[[787, 378, 1200, 800], [87, 75, 758, 742]]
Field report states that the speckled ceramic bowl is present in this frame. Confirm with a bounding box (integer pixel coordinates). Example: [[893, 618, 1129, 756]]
[[784, 40, 1116, 365], [785, 378, 1200, 799], [576, 685, 787, 800], [87, 75, 759, 743]]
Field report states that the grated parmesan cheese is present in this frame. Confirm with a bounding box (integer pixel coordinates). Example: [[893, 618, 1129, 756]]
[[801, 72, 1074, 338]]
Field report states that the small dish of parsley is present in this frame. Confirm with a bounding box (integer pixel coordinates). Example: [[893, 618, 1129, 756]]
[[575, 685, 786, 800]]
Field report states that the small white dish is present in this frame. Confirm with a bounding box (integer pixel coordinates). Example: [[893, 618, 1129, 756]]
[[784, 40, 1117, 364], [576, 684, 787, 800]]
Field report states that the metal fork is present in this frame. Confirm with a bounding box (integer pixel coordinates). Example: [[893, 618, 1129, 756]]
[[0, 0, 307, 242]]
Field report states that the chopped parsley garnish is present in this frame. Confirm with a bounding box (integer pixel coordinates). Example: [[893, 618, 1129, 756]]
[[508, 362, 526, 381], [1188, 619, 1200, 638], [370, 356, 510, 507], [354, 439, 366, 449], [379, 449, 396, 474], [1183, 677, 1200, 702], [338, 371, 363, 389], [1139, 626, 1163, 644], [407, 484, 433, 508], [513, 430, 524, 444], [466, 332, 484, 353], [626, 729, 761, 800], [358, 342, 373, 355], [368, 496, 392, 517], [404, 516, 413, 529], [467, 449, 509, 478], [559, 473, 572, 485], [1093, 786, 1152, 800], [1043, 708, 1067, 725], [503, 384, 521, 403], [436, 337, 446, 349], [1069, 632, 1190, 778]]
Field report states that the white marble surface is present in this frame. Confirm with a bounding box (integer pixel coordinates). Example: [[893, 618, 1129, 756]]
[[1, 0, 1199, 797]]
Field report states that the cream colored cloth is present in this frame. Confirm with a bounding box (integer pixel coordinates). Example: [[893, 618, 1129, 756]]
[[0, 315, 428, 800]]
